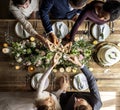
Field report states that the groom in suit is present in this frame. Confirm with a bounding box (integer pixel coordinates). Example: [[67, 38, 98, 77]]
[[39, 0, 87, 44], [60, 56, 102, 110]]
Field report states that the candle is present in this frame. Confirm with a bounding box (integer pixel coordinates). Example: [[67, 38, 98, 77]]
[[3, 43, 8, 47], [28, 66, 35, 72], [30, 36, 35, 41], [74, 36, 80, 42], [89, 67, 93, 71], [66, 66, 71, 72], [15, 65, 20, 70], [53, 69, 57, 73], [72, 67, 77, 73], [117, 43, 120, 47], [2, 48, 10, 54], [59, 67, 65, 73], [93, 40, 98, 45]]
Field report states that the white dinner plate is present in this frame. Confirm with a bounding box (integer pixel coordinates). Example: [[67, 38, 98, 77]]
[[31, 73, 49, 90], [73, 73, 88, 91], [52, 21, 69, 39], [15, 22, 30, 38], [91, 23, 110, 41]]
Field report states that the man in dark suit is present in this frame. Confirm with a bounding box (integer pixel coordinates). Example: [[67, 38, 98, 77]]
[[39, 0, 87, 45], [60, 55, 102, 110]]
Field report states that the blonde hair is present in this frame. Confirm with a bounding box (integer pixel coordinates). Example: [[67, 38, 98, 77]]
[[34, 99, 56, 110]]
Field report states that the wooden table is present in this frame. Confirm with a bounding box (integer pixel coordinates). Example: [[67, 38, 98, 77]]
[[0, 19, 120, 92]]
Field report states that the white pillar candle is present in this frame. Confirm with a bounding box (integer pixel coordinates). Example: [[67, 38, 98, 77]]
[[2, 48, 10, 54]]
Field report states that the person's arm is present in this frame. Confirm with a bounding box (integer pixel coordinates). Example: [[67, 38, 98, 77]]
[[39, 0, 58, 44], [39, 0, 54, 33], [69, 9, 88, 42], [9, 2, 38, 36], [81, 66, 102, 109], [53, 75, 69, 99], [37, 52, 62, 98], [67, 55, 102, 109], [37, 65, 55, 97]]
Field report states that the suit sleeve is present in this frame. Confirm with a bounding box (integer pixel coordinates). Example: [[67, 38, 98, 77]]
[[81, 66, 102, 110], [69, 8, 88, 42], [39, 0, 54, 33]]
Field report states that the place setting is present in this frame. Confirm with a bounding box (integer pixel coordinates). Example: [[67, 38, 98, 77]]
[[15, 22, 30, 38]]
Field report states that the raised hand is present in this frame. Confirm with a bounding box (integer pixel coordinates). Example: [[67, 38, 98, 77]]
[[63, 41, 72, 53], [45, 39, 57, 52], [49, 32, 59, 45], [59, 75, 70, 91], [67, 55, 82, 67], [52, 52, 62, 67]]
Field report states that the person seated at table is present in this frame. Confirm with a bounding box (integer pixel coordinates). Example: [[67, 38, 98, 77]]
[[34, 52, 69, 110], [64, 0, 120, 48], [59, 55, 102, 110], [39, 0, 88, 45], [9, 0, 40, 36], [9, 0, 57, 51]]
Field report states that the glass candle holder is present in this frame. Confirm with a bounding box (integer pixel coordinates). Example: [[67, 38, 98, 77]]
[[28, 66, 35, 72]]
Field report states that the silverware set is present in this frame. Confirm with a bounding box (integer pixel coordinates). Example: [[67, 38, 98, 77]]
[[97, 24, 105, 41], [75, 76, 84, 90]]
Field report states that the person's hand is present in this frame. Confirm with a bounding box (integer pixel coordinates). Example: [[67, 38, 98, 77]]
[[59, 75, 69, 91], [63, 33, 71, 42], [67, 55, 82, 67], [72, 14, 79, 21], [30, 11, 36, 19], [45, 39, 57, 52], [49, 32, 59, 45], [52, 52, 62, 67], [35, 34, 57, 51], [64, 41, 72, 53]]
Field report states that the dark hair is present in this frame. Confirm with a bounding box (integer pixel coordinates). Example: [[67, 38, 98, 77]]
[[12, 0, 31, 6], [75, 105, 92, 110], [70, 0, 87, 7], [103, 0, 120, 21]]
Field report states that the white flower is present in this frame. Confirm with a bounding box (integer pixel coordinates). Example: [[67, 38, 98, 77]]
[[16, 53, 20, 58], [40, 51, 46, 56], [46, 59, 50, 64], [31, 42, 36, 47], [16, 57, 23, 63], [36, 60, 42, 66], [63, 54, 67, 60], [25, 61, 32, 66]]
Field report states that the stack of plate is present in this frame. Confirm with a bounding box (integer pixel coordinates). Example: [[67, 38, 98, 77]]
[[94, 42, 120, 66]]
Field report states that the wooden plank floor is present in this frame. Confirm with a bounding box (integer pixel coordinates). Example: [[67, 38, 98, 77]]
[[100, 92, 120, 110]]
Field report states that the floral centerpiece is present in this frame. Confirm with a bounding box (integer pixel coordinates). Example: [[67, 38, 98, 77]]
[[2, 37, 94, 72]]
